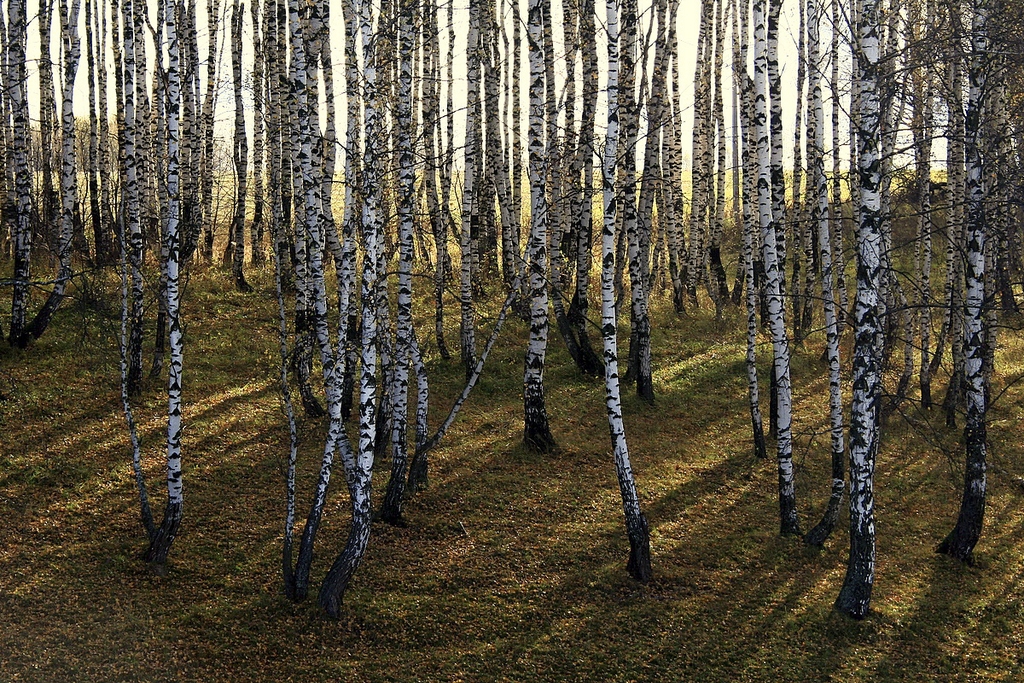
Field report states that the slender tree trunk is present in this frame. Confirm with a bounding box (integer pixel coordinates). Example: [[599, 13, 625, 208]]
[[937, 0, 989, 565], [736, 0, 766, 461], [18, 0, 81, 346], [522, 0, 556, 453], [145, 0, 184, 565], [200, 0, 221, 262], [600, 0, 652, 582], [318, 0, 383, 617], [229, 0, 251, 291], [805, 0, 844, 546], [836, 0, 882, 619], [250, 0, 267, 268], [379, 0, 417, 525], [756, 0, 800, 537], [7, 0, 31, 344]]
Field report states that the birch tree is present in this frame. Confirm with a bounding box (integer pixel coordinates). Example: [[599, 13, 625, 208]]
[[601, 0, 652, 581], [6, 0, 31, 345], [804, 0, 844, 546], [379, 0, 417, 524], [755, 0, 800, 537], [17, 0, 80, 346], [318, 0, 385, 616], [228, 0, 251, 292], [937, 0, 990, 565], [145, 0, 184, 564], [522, 0, 556, 452], [836, 0, 883, 619]]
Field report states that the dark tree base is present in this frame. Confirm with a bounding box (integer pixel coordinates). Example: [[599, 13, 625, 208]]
[[143, 500, 182, 566], [319, 516, 371, 619], [525, 422, 557, 454], [804, 496, 841, 547], [751, 418, 767, 460], [626, 513, 652, 584], [407, 449, 429, 493]]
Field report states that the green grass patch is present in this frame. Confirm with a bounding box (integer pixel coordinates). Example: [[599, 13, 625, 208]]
[[1, 266, 1023, 682]]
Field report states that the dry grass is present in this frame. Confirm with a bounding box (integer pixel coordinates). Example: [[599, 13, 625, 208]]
[[1, 266, 1023, 682]]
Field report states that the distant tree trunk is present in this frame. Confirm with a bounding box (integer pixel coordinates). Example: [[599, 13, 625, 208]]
[[829, 0, 848, 332], [804, 0, 844, 547], [121, 0, 145, 397], [836, 0, 882, 620], [600, 0, 652, 583], [145, 0, 184, 565], [789, 0, 807, 345], [200, 0, 220, 262], [18, 0, 80, 346], [459, 0, 482, 378], [619, 0, 653, 404], [421, 0, 449, 360], [755, 0, 799, 537], [228, 0, 251, 292], [84, 0, 108, 264], [687, 0, 714, 304], [522, 0, 556, 453], [937, 0, 989, 565], [708, 0, 730, 314], [249, 0, 266, 268], [566, 0, 604, 377], [942, 59, 966, 428], [913, 0, 937, 409], [379, 0, 417, 525], [736, 0, 765, 461], [38, 0, 59, 263], [7, 0, 31, 344]]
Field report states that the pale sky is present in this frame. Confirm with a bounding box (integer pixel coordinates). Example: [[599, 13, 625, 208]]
[[19, 0, 869, 177]]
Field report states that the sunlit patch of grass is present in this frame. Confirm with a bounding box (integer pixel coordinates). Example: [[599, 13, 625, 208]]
[[2, 267, 1024, 681]]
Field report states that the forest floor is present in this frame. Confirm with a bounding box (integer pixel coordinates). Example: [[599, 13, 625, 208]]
[[2, 265, 1024, 682]]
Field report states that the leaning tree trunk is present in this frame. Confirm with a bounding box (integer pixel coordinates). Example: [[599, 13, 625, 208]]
[[19, 0, 81, 346], [937, 0, 989, 565], [601, 0, 652, 582], [318, 0, 383, 617], [836, 0, 883, 620]]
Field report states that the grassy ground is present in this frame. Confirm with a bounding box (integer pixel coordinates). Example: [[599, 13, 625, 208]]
[[1, 266, 1023, 682]]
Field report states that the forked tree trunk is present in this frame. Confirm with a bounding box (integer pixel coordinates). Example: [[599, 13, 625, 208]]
[[318, 0, 384, 617], [379, 0, 417, 525]]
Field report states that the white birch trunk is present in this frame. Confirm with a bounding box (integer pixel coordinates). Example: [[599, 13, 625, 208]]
[[836, 0, 882, 619], [145, 0, 184, 564], [522, 0, 556, 452], [601, 0, 651, 582], [756, 0, 800, 536]]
